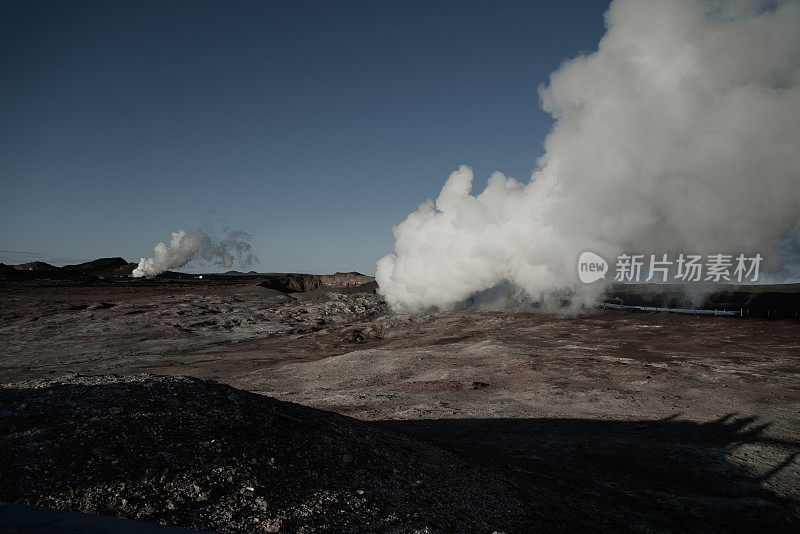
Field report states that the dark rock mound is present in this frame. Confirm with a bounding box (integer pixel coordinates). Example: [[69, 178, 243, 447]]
[[260, 272, 375, 293], [0, 262, 60, 281], [60, 257, 136, 278], [0, 263, 28, 281], [0, 375, 540, 533]]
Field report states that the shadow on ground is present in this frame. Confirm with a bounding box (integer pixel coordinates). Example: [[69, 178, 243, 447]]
[[2, 375, 798, 532], [376, 414, 800, 532], [1, 376, 547, 532]]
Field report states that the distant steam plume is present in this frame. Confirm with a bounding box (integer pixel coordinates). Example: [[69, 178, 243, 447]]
[[377, 0, 800, 312], [132, 229, 257, 278]]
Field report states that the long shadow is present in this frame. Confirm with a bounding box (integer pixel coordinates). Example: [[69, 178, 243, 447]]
[[377, 414, 800, 532], [3, 378, 799, 532], [376, 414, 800, 532], [0, 379, 553, 532]]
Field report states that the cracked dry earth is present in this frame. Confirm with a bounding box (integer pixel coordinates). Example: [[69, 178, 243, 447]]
[[1, 278, 799, 532]]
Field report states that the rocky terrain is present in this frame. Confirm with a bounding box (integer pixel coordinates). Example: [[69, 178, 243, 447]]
[[259, 273, 376, 294], [1, 273, 799, 532], [1, 374, 552, 533], [0, 277, 386, 381]]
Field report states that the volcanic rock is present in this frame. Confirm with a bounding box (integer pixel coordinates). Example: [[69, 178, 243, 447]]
[[0, 374, 537, 533], [259, 272, 374, 293], [60, 257, 136, 278]]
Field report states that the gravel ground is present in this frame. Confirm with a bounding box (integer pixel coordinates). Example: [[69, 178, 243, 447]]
[[1, 278, 799, 532], [0, 278, 386, 382], [0, 374, 558, 533]]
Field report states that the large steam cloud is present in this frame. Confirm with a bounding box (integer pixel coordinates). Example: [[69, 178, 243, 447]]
[[132, 229, 257, 278], [377, 0, 800, 312]]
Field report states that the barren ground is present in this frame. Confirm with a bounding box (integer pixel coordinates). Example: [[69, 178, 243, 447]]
[[1, 278, 799, 532]]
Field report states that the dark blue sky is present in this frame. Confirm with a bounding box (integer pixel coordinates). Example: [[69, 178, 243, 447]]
[[1, 0, 609, 274]]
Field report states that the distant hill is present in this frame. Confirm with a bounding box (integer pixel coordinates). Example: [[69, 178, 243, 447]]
[[12, 261, 59, 272], [60, 257, 137, 277], [0, 257, 137, 281]]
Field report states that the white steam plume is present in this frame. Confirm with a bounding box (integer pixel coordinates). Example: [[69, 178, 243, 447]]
[[132, 229, 257, 278], [377, 0, 800, 312]]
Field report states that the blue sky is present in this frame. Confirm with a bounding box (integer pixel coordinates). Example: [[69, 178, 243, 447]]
[[0, 0, 609, 274]]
